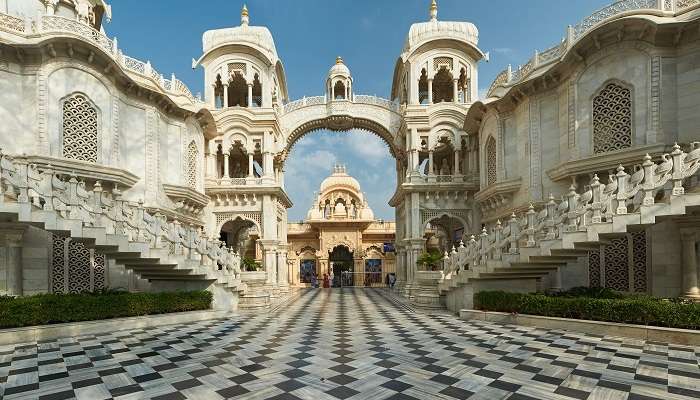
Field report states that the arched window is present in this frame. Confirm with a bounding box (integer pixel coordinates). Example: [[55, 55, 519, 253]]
[[592, 82, 632, 154], [485, 136, 497, 186], [458, 67, 469, 103], [333, 80, 346, 100], [229, 73, 248, 107], [62, 93, 98, 163], [252, 73, 262, 107], [418, 69, 428, 104], [432, 67, 454, 103], [185, 141, 198, 189]]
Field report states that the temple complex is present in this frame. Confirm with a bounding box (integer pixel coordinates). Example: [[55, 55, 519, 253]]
[[0, 0, 699, 311], [286, 165, 396, 287]]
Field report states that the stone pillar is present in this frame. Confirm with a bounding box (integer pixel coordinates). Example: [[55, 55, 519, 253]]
[[354, 258, 364, 287], [248, 152, 254, 178], [209, 84, 217, 108], [222, 151, 230, 179], [222, 83, 229, 108], [277, 246, 289, 290], [428, 150, 434, 176], [427, 79, 433, 104], [247, 83, 253, 107], [453, 79, 459, 102], [454, 150, 460, 175], [0, 229, 24, 296], [681, 230, 700, 298]]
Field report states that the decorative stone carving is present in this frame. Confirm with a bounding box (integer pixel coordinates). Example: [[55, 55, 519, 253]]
[[593, 82, 632, 154], [62, 93, 98, 163]]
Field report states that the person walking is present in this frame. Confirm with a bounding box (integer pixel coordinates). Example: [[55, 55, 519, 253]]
[[323, 273, 330, 288], [311, 273, 318, 289], [329, 271, 335, 288]]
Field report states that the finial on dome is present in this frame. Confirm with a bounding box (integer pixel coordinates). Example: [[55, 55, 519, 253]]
[[336, 56, 343, 65], [241, 4, 249, 26], [429, 0, 438, 22]]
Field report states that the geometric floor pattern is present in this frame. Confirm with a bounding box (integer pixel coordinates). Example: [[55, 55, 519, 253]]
[[1, 289, 699, 400]]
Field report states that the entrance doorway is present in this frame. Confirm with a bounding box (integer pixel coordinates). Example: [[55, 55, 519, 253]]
[[329, 245, 353, 287]]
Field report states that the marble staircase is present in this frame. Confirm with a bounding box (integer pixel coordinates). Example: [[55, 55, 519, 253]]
[[0, 151, 247, 307], [439, 143, 700, 311]]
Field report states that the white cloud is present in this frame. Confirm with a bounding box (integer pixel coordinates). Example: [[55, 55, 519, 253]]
[[492, 47, 514, 54], [341, 131, 391, 165]]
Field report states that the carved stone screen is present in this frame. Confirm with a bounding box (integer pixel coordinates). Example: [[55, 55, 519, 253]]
[[587, 231, 647, 292], [62, 93, 99, 163], [485, 136, 497, 186], [51, 235, 106, 293], [185, 141, 198, 188], [592, 82, 632, 154]]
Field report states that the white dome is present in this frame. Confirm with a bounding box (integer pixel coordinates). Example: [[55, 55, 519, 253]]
[[328, 57, 351, 79], [402, 20, 479, 56], [202, 6, 279, 63], [319, 166, 360, 194]]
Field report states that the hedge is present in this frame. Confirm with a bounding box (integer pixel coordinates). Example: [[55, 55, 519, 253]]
[[474, 291, 700, 330], [0, 290, 213, 329]]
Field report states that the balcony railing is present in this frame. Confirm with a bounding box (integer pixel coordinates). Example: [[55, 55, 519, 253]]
[[0, 13, 202, 105], [485, 0, 700, 98], [281, 95, 401, 115]]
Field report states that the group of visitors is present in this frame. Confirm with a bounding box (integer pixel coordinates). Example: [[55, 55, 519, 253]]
[[310, 271, 335, 288]]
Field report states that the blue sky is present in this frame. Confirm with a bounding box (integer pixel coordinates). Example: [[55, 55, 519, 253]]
[[107, 0, 611, 220]]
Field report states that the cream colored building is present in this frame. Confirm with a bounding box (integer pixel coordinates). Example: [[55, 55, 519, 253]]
[[0, 0, 699, 311], [287, 165, 396, 287]]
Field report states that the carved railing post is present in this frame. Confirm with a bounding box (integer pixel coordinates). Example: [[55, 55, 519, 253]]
[[526, 204, 536, 247], [641, 154, 656, 206], [546, 194, 557, 239], [66, 174, 80, 220], [15, 158, 29, 203], [671, 143, 685, 196], [92, 180, 104, 226], [615, 165, 629, 215], [566, 184, 578, 231], [508, 213, 519, 254], [590, 175, 603, 223], [480, 227, 488, 265], [493, 220, 502, 260]]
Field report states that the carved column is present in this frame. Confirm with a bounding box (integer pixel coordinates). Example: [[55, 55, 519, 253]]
[[454, 149, 460, 175], [222, 150, 230, 179], [428, 150, 434, 176], [0, 229, 25, 296], [209, 84, 217, 109], [222, 83, 229, 108], [681, 230, 700, 298], [277, 246, 289, 290], [427, 79, 433, 104], [452, 79, 459, 103], [247, 152, 254, 178], [247, 83, 253, 107]]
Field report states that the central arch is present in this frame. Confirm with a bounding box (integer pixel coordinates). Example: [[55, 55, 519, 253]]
[[276, 97, 405, 163]]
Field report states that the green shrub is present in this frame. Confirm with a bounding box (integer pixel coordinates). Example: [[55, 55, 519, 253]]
[[474, 291, 700, 330], [547, 286, 623, 299], [0, 290, 213, 329], [242, 257, 262, 272]]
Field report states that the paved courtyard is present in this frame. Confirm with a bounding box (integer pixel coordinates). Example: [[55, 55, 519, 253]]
[[1, 289, 699, 400]]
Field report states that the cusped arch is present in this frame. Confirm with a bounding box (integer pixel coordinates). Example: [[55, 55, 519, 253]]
[[423, 212, 469, 235], [283, 118, 400, 161], [215, 215, 261, 238]]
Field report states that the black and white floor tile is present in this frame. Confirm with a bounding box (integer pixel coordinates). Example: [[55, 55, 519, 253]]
[[1, 288, 699, 399]]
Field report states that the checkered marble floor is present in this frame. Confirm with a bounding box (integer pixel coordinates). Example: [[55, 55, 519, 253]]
[[1, 289, 699, 400]]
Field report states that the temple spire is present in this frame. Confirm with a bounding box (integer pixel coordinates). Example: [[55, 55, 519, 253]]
[[241, 4, 249, 26], [429, 0, 438, 22]]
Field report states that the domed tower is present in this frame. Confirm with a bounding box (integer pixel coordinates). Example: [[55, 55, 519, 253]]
[[306, 165, 374, 221], [327, 57, 353, 101], [194, 4, 289, 110], [390, 0, 485, 105]]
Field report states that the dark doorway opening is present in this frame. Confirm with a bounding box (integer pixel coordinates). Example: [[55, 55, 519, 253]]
[[330, 245, 353, 287]]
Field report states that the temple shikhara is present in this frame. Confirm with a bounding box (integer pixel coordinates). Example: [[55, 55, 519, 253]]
[[0, 0, 699, 312]]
